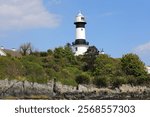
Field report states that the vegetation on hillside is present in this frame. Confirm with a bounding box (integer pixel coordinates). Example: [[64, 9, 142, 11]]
[[0, 43, 149, 88]]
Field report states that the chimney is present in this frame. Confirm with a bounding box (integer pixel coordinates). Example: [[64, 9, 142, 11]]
[[0, 46, 4, 50], [12, 48, 16, 51]]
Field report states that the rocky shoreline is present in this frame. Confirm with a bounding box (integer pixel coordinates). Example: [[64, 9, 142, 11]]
[[0, 79, 150, 99]]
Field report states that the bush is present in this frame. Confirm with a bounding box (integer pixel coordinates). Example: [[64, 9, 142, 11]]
[[111, 76, 127, 88], [136, 75, 149, 85], [0, 57, 23, 80], [121, 53, 147, 77], [93, 76, 109, 87], [93, 54, 122, 76], [75, 73, 90, 84], [126, 75, 137, 86], [39, 52, 48, 57], [21, 55, 42, 65], [22, 61, 47, 83], [59, 78, 77, 86]]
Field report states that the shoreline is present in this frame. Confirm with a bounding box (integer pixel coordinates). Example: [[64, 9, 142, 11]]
[[0, 79, 150, 100]]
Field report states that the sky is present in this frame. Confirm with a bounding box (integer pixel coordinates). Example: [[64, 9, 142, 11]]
[[0, 0, 150, 65]]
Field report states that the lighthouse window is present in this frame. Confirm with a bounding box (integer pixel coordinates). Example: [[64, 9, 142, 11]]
[[81, 17, 84, 21]]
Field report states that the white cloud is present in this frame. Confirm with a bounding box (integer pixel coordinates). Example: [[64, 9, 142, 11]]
[[0, 0, 61, 30], [133, 42, 150, 55], [133, 42, 150, 65], [47, 0, 61, 5]]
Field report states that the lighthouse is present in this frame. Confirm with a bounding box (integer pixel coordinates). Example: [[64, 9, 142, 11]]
[[72, 12, 89, 56]]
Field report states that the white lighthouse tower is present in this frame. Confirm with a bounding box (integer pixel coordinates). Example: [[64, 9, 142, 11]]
[[72, 12, 89, 56]]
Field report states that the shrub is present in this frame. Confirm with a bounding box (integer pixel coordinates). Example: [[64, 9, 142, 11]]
[[136, 75, 149, 85], [111, 76, 127, 88], [0, 57, 23, 80], [22, 61, 47, 83], [39, 52, 48, 57], [93, 76, 109, 87], [121, 53, 147, 77], [126, 75, 137, 86], [21, 55, 42, 65], [75, 73, 90, 84]]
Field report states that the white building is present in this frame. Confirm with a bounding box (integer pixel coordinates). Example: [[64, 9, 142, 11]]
[[72, 12, 89, 56], [146, 66, 150, 74], [0, 46, 21, 57], [0, 46, 7, 56]]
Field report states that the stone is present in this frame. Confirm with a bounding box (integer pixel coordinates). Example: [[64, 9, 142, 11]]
[[1, 79, 150, 99]]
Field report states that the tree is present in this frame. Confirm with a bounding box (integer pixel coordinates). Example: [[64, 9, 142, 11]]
[[121, 53, 147, 77], [53, 45, 77, 66], [83, 46, 99, 71], [19, 42, 33, 56], [65, 43, 72, 49], [47, 49, 53, 55], [64, 44, 77, 64], [93, 54, 121, 76], [54, 47, 65, 59], [39, 52, 48, 57]]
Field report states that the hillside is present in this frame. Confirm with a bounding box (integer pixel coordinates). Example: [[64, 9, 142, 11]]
[[0, 44, 150, 88]]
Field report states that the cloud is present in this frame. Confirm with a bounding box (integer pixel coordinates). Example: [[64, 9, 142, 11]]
[[47, 0, 62, 5], [0, 0, 61, 30], [133, 42, 150, 55], [133, 42, 150, 65]]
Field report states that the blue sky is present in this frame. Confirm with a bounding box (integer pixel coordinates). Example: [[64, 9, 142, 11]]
[[0, 0, 150, 65]]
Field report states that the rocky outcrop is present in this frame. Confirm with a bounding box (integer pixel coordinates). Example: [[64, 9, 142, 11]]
[[53, 82, 76, 93], [119, 84, 148, 93], [0, 79, 54, 98], [0, 79, 150, 99]]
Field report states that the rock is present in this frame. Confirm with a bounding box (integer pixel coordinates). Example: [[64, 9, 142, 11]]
[[1, 79, 150, 99], [119, 84, 148, 93], [54, 82, 76, 93], [0, 79, 54, 98]]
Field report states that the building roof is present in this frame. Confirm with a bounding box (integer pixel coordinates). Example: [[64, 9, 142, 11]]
[[77, 12, 84, 17], [2, 49, 22, 58], [0, 49, 7, 56]]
